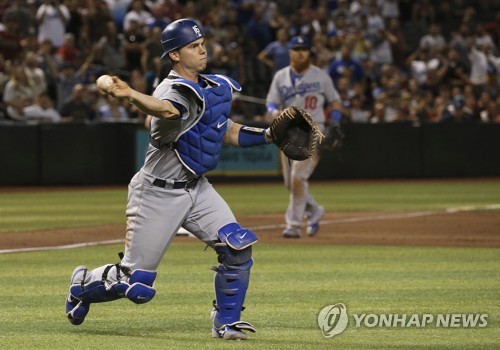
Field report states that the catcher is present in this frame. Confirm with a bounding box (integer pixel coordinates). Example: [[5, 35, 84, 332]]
[[65, 19, 320, 342], [266, 35, 344, 238]]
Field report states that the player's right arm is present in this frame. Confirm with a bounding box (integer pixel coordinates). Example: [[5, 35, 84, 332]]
[[265, 70, 284, 122], [105, 76, 180, 119]]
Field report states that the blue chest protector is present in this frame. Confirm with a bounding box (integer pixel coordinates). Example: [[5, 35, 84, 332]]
[[172, 74, 241, 175]]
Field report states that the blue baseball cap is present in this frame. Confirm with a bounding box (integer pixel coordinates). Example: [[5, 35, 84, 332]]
[[288, 36, 311, 50]]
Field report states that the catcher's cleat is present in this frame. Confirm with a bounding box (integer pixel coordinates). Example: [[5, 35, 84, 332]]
[[307, 206, 324, 236], [66, 266, 90, 325], [212, 321, 256, 340], [282, 227, 301, 238]]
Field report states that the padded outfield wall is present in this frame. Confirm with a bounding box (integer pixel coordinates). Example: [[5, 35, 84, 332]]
[[0, 122, 499, 185]]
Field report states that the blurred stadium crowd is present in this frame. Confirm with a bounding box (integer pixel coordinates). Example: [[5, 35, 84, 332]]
[[0, 0, 499, 124]]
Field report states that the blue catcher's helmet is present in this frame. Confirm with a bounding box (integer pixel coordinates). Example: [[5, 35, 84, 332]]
[[160, 18, 205, 59]]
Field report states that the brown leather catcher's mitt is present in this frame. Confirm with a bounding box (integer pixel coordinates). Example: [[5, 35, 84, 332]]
[[269, 106, 323, 161]]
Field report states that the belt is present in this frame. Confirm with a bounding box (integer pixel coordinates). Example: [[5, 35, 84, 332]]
[[150, 136, 178, 150], [152, 177, 199, 190]]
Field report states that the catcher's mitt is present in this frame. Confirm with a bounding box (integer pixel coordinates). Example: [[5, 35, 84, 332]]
[[269, 106, 323, 161], [321, 123, 345, 151]]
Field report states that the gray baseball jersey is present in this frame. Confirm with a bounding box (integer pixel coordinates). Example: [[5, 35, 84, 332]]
[[266, 65, 339, 230], [266, 64, 340, 130]]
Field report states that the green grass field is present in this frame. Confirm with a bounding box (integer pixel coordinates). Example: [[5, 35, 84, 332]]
[[0, 180, 499, 349]]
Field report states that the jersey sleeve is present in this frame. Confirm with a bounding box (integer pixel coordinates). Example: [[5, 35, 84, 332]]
[[153, 82, 194, 120]]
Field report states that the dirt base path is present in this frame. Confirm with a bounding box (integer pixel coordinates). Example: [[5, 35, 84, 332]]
[[2, 210, 499, 250]]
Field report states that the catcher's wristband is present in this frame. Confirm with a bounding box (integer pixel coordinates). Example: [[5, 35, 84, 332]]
[[238, 126, 270, 147]]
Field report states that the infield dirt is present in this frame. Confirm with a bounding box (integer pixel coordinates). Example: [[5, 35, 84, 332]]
[[2, 210, 498, 250]]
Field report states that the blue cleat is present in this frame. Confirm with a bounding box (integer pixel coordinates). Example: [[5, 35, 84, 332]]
[[307, 206, 324, 236]]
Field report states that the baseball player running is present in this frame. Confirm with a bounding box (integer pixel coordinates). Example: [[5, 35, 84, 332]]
[[266, 36, 342, 238], [65, 18, 277, 341]]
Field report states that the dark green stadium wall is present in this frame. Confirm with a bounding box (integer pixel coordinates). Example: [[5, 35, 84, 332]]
[[0, 123, 499, 186]]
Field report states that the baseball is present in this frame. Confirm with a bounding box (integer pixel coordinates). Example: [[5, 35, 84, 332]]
[[96, 75, 113, 91]]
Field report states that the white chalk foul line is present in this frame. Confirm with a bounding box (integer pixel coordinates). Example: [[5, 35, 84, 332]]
[[0, 239, 124, 254], [1, 204, 498, 254]]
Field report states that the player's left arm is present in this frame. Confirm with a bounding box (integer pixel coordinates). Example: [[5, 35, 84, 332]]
[[328, 100, 343, 125], [223, 122, 271, 147]]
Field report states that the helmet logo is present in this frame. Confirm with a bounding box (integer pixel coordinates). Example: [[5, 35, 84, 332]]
[[192, 25, 202, 37]]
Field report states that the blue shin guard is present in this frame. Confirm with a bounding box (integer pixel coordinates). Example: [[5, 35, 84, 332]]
[[212, 223, 258, 339], [212, 259, 252, 326]]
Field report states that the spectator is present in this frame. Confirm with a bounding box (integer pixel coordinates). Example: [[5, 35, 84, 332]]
[[97, 95, 130, 121], [3, 65, 35, 120], [83, 0, 114, 44], [145, 2, 171, 31], [419, 23, 446, 52], [405, 48, 432, 87], [468, 42, 493, 95], [23, 51, 48, 97], [411, 0, 436, 25], [37, 39, 59, 102], [379, 0, 400, 20], [387, 18, 407, 69], [311, 32, 337, 72], [3, 65, 35, 121], [55, 33, 81, 67], [328, 44, 365, 84], [367, 26, 394, 70], [123, 19, 146, 71], [441, 48, 470, 88], [2, 0, 34, 38], [257, 27, 290, 74], [474, 24, 495, 51], [141, 26, 164, 74], [223, 32, 247, 86], [366, 2, 385, 35], [95, 21, 127, 74], [428, 95, 448, 122], [358, 9, 390, 70], [59, 83, 94, 121], [65, 0, 84, 45], [449, 23, 473, 64], [370, 101, 386, 123], [36, 0, 70, 48], [205, 45, 232, 76], [245, 2, 273, 53], [55, 46, 96, 110], [0, 16, 23, 63], [484, 10, 500, 45], [123, 0, 152, 32], [332, 0, 352, 22], [23, 92, 61, 123], [291, 7, 314, 38], [311, 5, 335, 34], [348, 94, 371, 123]]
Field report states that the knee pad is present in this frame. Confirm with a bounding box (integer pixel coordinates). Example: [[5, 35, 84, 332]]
[[218, 223, 258, 251], [216, 222, 257, 270], [125, 269, 157, 304]]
